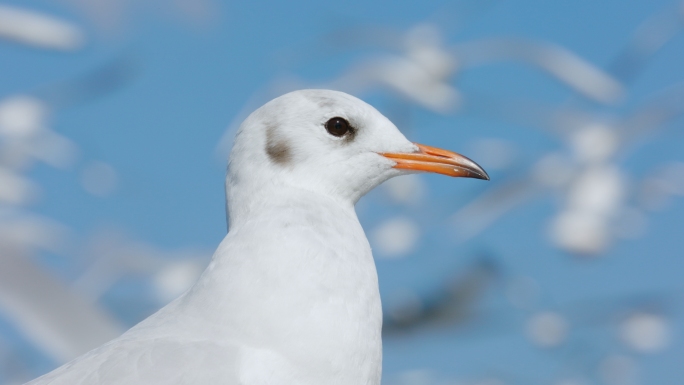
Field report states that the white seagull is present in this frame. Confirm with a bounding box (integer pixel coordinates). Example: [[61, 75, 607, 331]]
[[26, 89, 488, 385]]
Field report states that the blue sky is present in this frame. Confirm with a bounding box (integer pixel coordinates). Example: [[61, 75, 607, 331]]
[[2, 0, 683, 383]]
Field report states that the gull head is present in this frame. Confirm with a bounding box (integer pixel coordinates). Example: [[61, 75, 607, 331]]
[[226, 89, 487, 223]]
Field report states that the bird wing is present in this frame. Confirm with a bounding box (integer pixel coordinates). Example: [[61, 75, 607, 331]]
[[452, 38, 624, 104], [25, 335, 242, 385]]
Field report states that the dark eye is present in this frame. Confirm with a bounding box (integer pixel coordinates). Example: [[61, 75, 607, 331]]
[[325, 117, 351, 137]]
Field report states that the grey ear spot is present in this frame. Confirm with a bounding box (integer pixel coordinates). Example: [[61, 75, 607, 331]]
[[265, 124, 292, 165], [305, 94, 336, 109], [316, 98, 336, 109]]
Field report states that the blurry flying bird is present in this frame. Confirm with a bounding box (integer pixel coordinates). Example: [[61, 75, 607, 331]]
[[0, 54, 139, 371], [0, 5, 84, 51], [323, 24, 623, 113], [453, 86, 684, 254], [451, 2, 684, 254], [383, 257, 500, 335]]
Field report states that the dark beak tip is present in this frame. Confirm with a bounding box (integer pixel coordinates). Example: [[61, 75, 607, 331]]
[[471, 172, 490, 181], [464, 166, 490, 181]]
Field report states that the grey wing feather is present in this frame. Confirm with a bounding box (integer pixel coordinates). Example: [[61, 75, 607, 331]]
[[26, 337, 240, 385]]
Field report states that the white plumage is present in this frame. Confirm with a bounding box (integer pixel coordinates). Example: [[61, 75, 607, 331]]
[[27, 89, 487, 385]]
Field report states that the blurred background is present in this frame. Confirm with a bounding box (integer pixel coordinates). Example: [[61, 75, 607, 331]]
[[0, 0, 683, 384]]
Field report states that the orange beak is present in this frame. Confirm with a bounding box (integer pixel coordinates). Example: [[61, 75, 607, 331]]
[[382, 143, 489, 180]]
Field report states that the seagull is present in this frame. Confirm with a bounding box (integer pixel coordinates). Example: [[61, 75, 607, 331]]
[[26, 89, 488, 385]]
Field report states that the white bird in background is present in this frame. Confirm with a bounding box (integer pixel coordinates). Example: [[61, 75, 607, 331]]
[[324, 24, 623, 114], [0, 5, 84, 51], [0, 56, 142, 372], [451, 1, 684, 256], [453, 84, 684, 255], [26, 89, 488, 384]]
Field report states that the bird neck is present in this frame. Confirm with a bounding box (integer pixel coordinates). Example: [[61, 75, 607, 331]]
[[184, 184, 382, 342], [225, 176, 357, 231]]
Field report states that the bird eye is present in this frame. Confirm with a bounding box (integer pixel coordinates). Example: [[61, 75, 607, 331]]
[[325, 117, 351, 137]]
